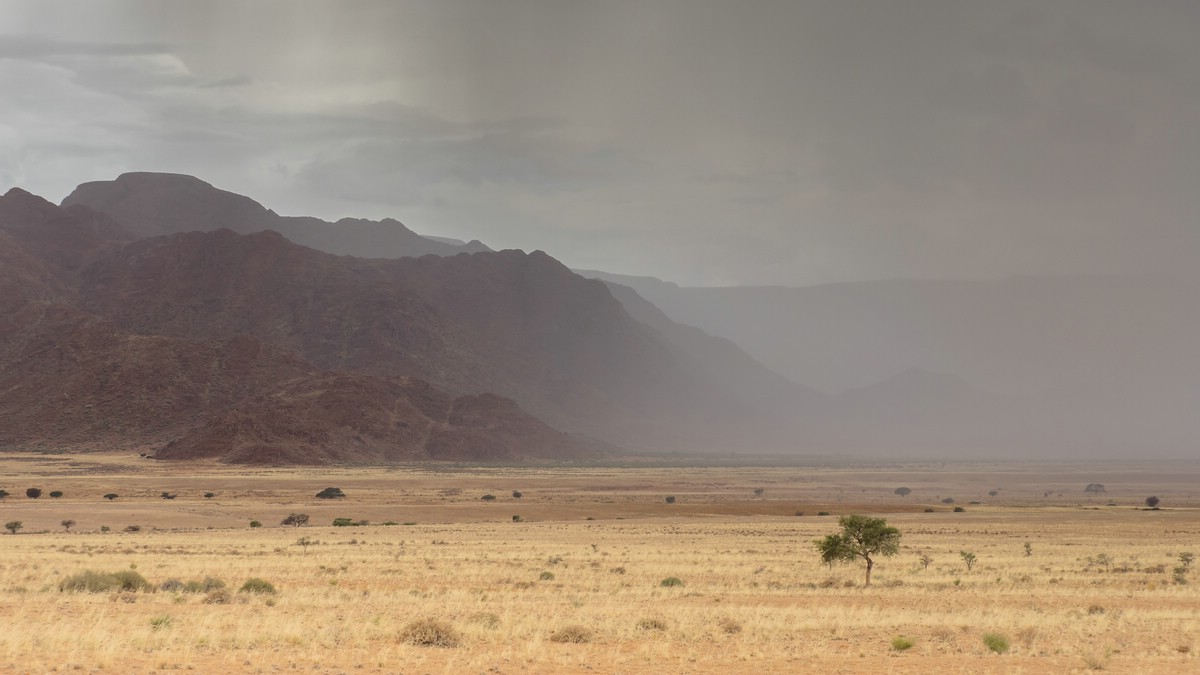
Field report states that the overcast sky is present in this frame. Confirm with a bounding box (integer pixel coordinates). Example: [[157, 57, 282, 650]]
[[2, 1, 1198, 286]]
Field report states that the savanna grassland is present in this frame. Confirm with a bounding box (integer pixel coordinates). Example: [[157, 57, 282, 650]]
[[0, 454, 1198, 674]]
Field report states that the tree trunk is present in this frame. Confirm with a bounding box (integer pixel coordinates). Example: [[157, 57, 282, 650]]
[[864, 557, 874, 586]]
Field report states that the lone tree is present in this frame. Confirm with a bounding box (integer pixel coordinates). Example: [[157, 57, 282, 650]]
[[1145, 496, 1161, 508], [282, 513, 310, 527], [814, 514, 902, 587], [61, 519, 76, 532], [893, 487, 912, 497], [4, 521, 22, 534]]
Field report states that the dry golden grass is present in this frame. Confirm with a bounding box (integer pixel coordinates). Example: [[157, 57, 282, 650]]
[[0, 454, 1197, 673]]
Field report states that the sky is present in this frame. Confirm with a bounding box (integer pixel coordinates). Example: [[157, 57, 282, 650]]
[[2, 0, 1198, 286]]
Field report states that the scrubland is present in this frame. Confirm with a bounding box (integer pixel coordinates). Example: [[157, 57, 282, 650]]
[[0, 454, 1197, 674]]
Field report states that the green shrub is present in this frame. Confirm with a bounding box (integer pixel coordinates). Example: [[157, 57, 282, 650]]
[[159, 578, 184, 592], [664, 496, 676, 504], [817, 511, 831, 516], [315, 487, 345, 499], [512, 515, 522, 522], [954, 506, 966, 512], [982, 632, 1010, 654], [239, 578, 277, 595], [60, 570, 149, 593], [150, 615, 173, 630], [539, 571, 555, 581], [481, 494, 497, 501], [891, 636, 915, 651], [399, 618, 461, 647], [103, 493, 118, 501], [204, 492, 215, 499], [49, 491, 63, 498], [512, 491, 523, 499], [183, 577, 226, 593], [332, 517, 355, 527], [249, 520, 262, 528], [660, 577, 684, 587]]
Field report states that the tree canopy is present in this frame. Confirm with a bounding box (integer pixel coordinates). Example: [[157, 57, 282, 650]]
[[814, 514, 902, 586]]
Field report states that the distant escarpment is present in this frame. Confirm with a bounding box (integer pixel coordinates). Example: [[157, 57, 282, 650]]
[[63, 171, 490, 259]]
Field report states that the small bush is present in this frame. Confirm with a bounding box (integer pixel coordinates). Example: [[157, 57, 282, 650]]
[[160, 492, 176, 500], [49, 491, 63, 498], [183, 577, 226, 593], [249, 520, 262, 528], [817, 511, 831, 516], [239, 578, 277, 595], [512, 490, 523, 499], [203, 588, 232, 604], [954, 506, 966, 512], [982, 632, 1010, 654], [512, 515, 522, 522], [26, 488, 42, 499], [637, 617, 668, 631], [159, 578, 185, 592], [315, 487, 345, 499], [103, 493, 118, 500], [124, 525, 141, 533], [549, 625, 593, 643], [924, 508, 935, 512], [717, 617, 742, 634], [941, 497, 955, 504], [399, 618, 461, 647], [664, 496, 676, 504], [481, 494, 497, 501], [891, 636, 915, 651], [539, 571, 555, 581], [204, 492, 215, 499], [332, 517, 355, 527], [660, 577, 684, 587], [61, 570, 149, 593], [4, 521, 22, 534], [149, 615, 172, 630]]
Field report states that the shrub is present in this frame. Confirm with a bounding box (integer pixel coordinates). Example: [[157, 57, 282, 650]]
[[61, 519, 75, 532], [0, 489, 8, 499], [159, 578, 185, 592], [1146, 496, 1161, 508], [549, 625, 593, 644], [660, 577, 684, 587], [100, 525, 110, 533], [817, 511, 831, 516], [399, 618, 461, 647], [924, 508, 935, 513], [203, 588, 232, 604], [49, 491, 63, 498], [282, 513, 309, 527], [60, 570, 149, 593], [26, 488, 42, 499], [512, 490, 523, 499], [960, 551, 977, 572], [891, 636, 915, 651], [941, 497, 955, 504], [239, 578, 277, 595], [332, 517, 355, 527], [539, 571, 555, 581], [160, 492, 176, 500], [893, 487, 912, 497], [315, 487, 345, 499], [481, 494, 497, 501], [124, 525, 141, 533], [1084, 483, 1106, 494], [512, 515, 522, 522], [183, 577, 226, 593], [954, 506, 966, 512], [982, 632, 1010, 654], [637, 617, 668, 631], [249, 520, 262, 528], [150, 615, 172, 630], [204, 492, 215, 499], [103, 493, 118, 500], [5, 521, 22, 534], [664, 496, 676, 504], [754, 488, 765, 496], [717, 617, 742, 634]]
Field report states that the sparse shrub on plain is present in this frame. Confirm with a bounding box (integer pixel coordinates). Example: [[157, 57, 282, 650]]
[[467, 612, 500, 628], [481, 494, 497, 501], [539, 571, 555, 581], [512, 515, 522, 522], [183, 577, 225, 593], [204, 492, 215, 499], [1024, 542, 1033, 557], [960, 551, 977, 572], [150, 615, 172, 630], [891, 636, 915, 651], [512, 490, 523, 499], [754, 488, 765, 496], [60, 570, 149, 593], [160, 492, 176, 500], [982, 632, 1010, 654], [1084, 483, 1106, 494], [332, 517, 355, 527], [954, 506, 966, 512], [49, 490, 63, 498], [941, 497, 955, 504], [918, 553, 933, 570], [124, 524, 141, 533], [637, 617, 668, 631], [399, 618, 461, 647], [315, 487, 345, 499], [664, 496, 676, 504], [249, 520, 262, 528], [103, 493, 118, 500], [0, 489, 8, 499], [1145, 496, 1161, 508], [817, 511, 831, 516], [660, 576, 684, 587], [717, 617, 742, 634], [549, 625, 593, 643], [26, 488, 41, 499], [295, 536, 313, 552], [893, 487, 912, 497], [239, 578, 277, 595], [159, 578, 185, 592], [5, 521, 22, 534], [203, 588, 232, 604]]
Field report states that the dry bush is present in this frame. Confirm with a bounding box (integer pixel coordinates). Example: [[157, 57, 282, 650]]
[[398, 618, 461, 647], [549, 625, 594, 643], [637, 617, 668, 631]]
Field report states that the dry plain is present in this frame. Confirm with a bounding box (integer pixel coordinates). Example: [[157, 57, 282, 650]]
[[0, 454, 1198, 674]]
